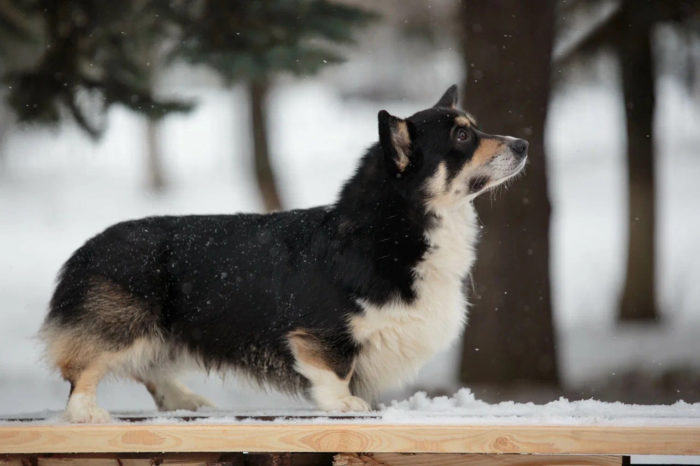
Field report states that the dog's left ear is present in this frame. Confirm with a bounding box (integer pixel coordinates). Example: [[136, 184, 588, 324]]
[[378, 110, 414, 174], [434, 84, 458, 109]]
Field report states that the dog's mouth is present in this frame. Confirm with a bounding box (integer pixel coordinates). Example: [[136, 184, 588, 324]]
[[467, 156, 527, 196], [468, 176, 490, 193], [514, 155, 528, 172], [498, 154, 528, 179]]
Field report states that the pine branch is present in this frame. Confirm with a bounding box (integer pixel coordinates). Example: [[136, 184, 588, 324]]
[[0, 0, 34, 42]]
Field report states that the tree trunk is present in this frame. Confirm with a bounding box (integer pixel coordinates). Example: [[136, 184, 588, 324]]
[[145, 117, 165, 192], [248, 79, 283, 212], [0, 97, 9, 173], [618, 3, 658, 321], [0, 126, 6, 173], [458, 0, 559, 390]]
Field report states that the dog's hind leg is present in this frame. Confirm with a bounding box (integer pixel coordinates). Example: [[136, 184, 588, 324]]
[[44, 275, 172, 421], [40, 323, 113, 423], [62, 352, 113, 423], [136, 371, 214, 412], [53, 335, 165, 423], [288, 330, 370, 412]]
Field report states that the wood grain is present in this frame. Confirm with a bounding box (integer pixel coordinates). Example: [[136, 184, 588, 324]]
[[37, 457, 120, 466], [31, 453, 225, 466], [0, 457, 22, 466], [0, 424, 698, 455], [334, 453, 623, 466]]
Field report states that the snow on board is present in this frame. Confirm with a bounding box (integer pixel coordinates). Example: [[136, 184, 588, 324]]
[[2, 388, 698, 426]]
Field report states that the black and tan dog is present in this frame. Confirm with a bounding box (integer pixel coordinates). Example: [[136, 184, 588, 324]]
[[41, 85, 528, 422]]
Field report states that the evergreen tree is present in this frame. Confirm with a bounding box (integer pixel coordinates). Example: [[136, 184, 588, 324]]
[[2, 0, 191, 138], [0, 0, 33, 55], [0, 0, 35, 167], [0, 0, 374, 204], [169, 0, 375, 210]]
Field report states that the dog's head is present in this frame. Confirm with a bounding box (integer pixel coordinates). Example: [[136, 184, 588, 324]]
[[378, 85, 528, 208]]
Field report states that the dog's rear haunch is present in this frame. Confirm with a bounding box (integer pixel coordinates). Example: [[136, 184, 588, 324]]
[[41, 85, 528, 422]]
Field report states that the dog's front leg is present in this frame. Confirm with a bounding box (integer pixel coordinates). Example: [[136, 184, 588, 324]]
[[287, 329, 370, 412]]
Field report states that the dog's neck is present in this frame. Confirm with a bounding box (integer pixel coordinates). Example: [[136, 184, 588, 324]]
[[335, 142, 428, 220], [327, 143, 471, 305]]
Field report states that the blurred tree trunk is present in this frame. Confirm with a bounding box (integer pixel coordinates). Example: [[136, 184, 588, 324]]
[[248, 79, 282, 212], [0, 124, 6, 172], [618, 3, 658, 321], [144, 118, 165, 192], [142, 39, 166, 193], [0, 97, 9, 172], [458, 0, 559, 388]]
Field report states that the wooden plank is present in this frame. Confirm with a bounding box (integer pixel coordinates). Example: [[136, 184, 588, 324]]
[[33, 453, 225, 466], [0, 456, 23, 466], [334, 453, 624, 465], [37, 457, 120, 466], [0, 424, 698, 455], [4, 453, 336, 465], [0, 453, 624, 466]]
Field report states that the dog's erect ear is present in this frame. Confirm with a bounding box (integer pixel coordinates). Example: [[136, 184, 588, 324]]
[[433, 84, 458, 109], [378, 110, 414, 174]]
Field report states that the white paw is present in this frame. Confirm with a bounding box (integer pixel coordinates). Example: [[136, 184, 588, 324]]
[[323, 395, 371, 413], [160, 391, 215, 411], [64, 394, 111, 423], [179, 393, 215, 411]]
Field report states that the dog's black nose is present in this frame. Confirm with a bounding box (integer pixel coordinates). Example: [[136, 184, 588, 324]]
[[510, 139, 529, 157]]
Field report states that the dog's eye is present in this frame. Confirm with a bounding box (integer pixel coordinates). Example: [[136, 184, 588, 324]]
[[456, 128, 469, 141]]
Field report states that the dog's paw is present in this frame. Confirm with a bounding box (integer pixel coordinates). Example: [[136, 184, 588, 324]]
[[64, 394, 111, 423], [178, 393, 215, 411], [159, 390, 215, 412], [324, 395, 371, 413]]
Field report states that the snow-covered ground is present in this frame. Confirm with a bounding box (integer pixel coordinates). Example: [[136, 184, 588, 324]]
[[0, 64, 699, 416], [2, 388, 699, 426]]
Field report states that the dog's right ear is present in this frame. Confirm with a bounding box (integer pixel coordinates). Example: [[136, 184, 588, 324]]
[[378, 110, 414, 175], [434, 84, 458, 109]]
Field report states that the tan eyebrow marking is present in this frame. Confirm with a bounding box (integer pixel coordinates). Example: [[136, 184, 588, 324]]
[[455, 113, 477, 127], [454, 115, 471, 127]]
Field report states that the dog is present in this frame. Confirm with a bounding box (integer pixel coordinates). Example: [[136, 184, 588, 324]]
[[40, 85, 528, 422]]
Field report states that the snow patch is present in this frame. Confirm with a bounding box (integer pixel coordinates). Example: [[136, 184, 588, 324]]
[[379, 388, 700, 425], [2, 388, 698, 426]]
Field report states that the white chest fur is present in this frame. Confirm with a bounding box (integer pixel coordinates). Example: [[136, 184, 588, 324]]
[[350, 202, 478, 399]]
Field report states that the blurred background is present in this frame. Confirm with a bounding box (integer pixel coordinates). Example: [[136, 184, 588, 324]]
[[0, 0, 699, 415]]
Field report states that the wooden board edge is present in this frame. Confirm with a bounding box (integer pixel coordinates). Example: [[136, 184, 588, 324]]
[[0, 424, 698, 455], [1, 453, 625, 466], [334, 453, 625, 465]]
